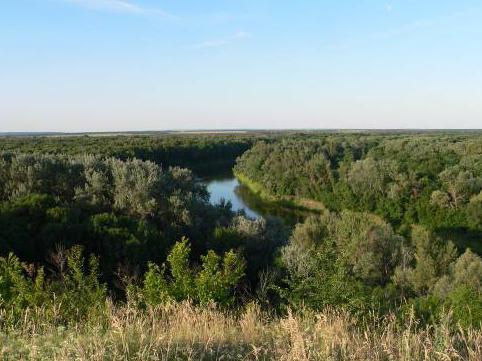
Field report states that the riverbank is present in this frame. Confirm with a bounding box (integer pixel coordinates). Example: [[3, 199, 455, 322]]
[[234, 172, 326, 213]]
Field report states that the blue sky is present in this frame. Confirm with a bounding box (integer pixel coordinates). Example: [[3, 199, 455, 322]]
[[1, 0, 482, 131]]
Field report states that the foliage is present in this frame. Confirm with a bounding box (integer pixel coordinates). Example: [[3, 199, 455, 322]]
[[0, 153, 226, 284], [281, 210, 482, 323], [234, 133, 482, 234], [209, 216, 289, 286], [281, 211, 406, 313], [1, 132, 482, 343], [0, 246, 106, 324], [393, 226, 457, 295], [141, 238, 245, 307], [0, 133, 262, 175]]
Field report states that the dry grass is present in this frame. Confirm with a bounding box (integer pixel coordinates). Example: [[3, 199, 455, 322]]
[[1, 302, 481, 360]]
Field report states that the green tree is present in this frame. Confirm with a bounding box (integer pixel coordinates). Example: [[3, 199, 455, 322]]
[[434, 249, 482, 298], [393, 226, 457, 295], [467, 191, 482, 230], [281, 211, 405, 312]]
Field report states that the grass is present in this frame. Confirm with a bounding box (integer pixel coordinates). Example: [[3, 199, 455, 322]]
[[234, 172, 326, 213], [1, 302, 481, 360]]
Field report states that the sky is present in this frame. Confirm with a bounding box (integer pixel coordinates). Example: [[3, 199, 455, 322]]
[[1, 0, 482, 132]]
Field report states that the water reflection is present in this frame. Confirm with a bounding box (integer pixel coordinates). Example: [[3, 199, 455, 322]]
[[204, 172, 310, 226], [206, 177, 260, 219]]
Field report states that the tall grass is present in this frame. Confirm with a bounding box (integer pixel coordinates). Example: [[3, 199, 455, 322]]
[[1, 302, 480, 360]]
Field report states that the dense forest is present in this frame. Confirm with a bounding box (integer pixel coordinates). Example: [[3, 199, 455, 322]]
[[234, 134, 482, 250], [0, 133, 267, 175], [0, 132, 481, 360]]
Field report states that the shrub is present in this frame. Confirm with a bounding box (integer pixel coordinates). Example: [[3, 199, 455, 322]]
[[445, 286, 482, 329], [142, 238, 245, 307]]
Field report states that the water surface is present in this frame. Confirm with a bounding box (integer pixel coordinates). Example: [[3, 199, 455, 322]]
[[206, 176, 261, 219], [204, 172, 310, 226]]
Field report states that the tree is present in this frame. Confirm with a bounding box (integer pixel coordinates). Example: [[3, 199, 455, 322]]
[[281, 211, 406, 312], [110, 158, 163, 219], [434, 249, 482, 298], [330, 210, 404, 285], [393, 226, 457, 295], [467, 191, 482, 230]]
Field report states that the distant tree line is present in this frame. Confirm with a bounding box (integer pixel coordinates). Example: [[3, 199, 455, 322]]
[[0, 134, 265, 174]]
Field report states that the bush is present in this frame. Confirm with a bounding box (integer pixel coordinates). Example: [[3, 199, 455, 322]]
[[445, 286, 482, 329], [51, 245, 108, 323], [0, 253, 47, 313], [0, 246, 107, 325], [142, 238, 245, 307]]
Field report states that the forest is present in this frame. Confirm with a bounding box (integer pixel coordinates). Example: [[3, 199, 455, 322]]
[[0, 132, 481, 360], [0, 133, 267, 175]]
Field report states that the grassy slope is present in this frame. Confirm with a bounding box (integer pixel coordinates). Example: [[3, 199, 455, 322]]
[[1, 302, 481, 360], [234, 171, 326, 212]]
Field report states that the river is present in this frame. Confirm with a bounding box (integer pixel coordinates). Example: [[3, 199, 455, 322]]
[[204, 171, 309, 226]]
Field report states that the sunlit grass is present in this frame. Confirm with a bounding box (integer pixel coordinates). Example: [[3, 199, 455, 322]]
[[1, 302, 480, 360]]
